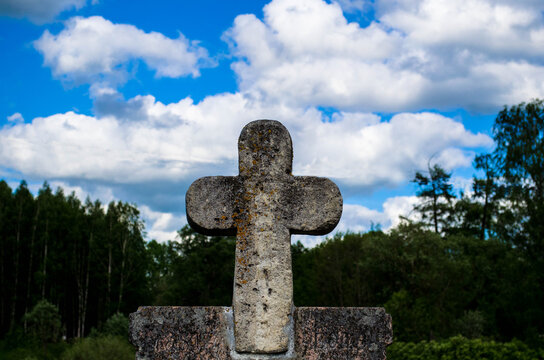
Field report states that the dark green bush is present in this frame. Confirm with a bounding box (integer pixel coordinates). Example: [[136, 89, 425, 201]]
[[387, 336, 544, 360], [0, 347, 37, 360], [61, 336, 134, 360], [23, 300, 63, 348], [101, 313, 129, 338], [0, 342, 67, 360]]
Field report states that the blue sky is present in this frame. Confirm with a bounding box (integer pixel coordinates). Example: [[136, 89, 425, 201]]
[[1, 0, 543, 246]]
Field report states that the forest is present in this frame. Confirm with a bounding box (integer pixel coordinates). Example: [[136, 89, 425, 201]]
[[0, 100, 543, 359]]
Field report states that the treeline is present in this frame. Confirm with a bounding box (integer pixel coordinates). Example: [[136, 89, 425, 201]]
[[140, 222, 541, 343], [0, 182, 149, 339]]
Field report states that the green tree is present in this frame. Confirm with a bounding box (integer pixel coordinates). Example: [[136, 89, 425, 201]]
[[146, 240, 178, 305], [22, 300, 62, 351], [493, 99, 544, 253], [160, 225, 235, 306], [448, 154, 504, 239], [0, 180, 14, 334], [101, 313, 129, 338], [292, 241, 319, 306], [412, 164, 455, 233], [10, 181, 35, 331], [472, 154, 502, 239], [491, 99, 544, 339]]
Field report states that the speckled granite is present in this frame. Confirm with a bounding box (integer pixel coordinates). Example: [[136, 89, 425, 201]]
[[294, 307, 393, 359], [129, 306, 392, 360], [129, 306, 231, 359], [186, 120, 342, 353]]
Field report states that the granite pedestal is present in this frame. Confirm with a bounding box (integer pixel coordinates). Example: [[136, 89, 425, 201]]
[[130, 306, 393, 360]]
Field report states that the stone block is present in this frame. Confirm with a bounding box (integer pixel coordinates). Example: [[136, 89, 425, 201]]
[[129, 306, 392, 359]]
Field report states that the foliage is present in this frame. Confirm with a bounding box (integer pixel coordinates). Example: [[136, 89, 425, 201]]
[[61, 336, 134, 360], [22, 300, 62, 348], [492, 99, 544, 257], [453, 310, 485, 339], [0, 335, 67, 360], [100, 313, 129, 338], [493, 99, 544, 195], [411, 164, 455, 233], [0, 347, 39, 360], [0, 180, 150, 338], [387, 336, 544, 360], [153, 225, 236, 306]]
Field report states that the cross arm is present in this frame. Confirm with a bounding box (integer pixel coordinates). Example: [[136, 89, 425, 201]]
[[283, 176, 343, 235], [185, 176, 240, 236]]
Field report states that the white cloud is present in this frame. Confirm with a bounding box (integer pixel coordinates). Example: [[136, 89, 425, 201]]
[[225, 0, 544, 112], [7, 113, 24, 123], [0, 0, 88, 23], [451, 176, 474, 197], [48, 180, 115, 204], [292, 111, 492, 186], [0, 91, 491, 192], [0, 92, 296, 183], [140, 205, 184, 243], [379, 0, 543, 56], [295, 195, 419, 247], [34, 16, 210, 87], [0, 89, 490, 248], [338, 197, 419, 233]]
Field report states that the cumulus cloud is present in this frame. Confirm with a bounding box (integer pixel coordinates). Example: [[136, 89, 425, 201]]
[[48, 180, 115, 204], [34, 16, 210, 87], [295, 196, 419, 247], [379, 0, 543, 56], [0, 0, 88, 23], [339, 197, 419, 232], [0, 92, 491, 192], [225, 0, 544, 112], [140, 206, 185, 243], [292, 111, 492, 187], [7, 113, 24, 123], [0, 90, 487, 245]]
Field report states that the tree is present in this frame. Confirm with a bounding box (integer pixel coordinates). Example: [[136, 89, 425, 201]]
[[161, 225, 235, 306], [0, 181, 13, 334], [472, 154, 499, 239], [101, 313, 129, 338], [412, 164, 455, 233], [22, 300, 62, 351], [146, 240, 178, 304], [490, 99, 544, 340], [450, 154, 505, 240], [10, 181, 35, 330], [492, 99, 544, 254]]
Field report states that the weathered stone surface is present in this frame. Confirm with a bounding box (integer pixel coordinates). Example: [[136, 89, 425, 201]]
[[185, 120, 343, 353], [129, 306, 230, 360], [129, 306, 393, 360], [294, 307, 393, 360]]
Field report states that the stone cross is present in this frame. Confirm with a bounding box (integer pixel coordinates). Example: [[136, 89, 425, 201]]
[[185, 120, 342, 354], [130, 119, 393, 359]]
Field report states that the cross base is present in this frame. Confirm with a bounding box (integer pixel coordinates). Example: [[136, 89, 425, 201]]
[[129, 306, 393, 360]]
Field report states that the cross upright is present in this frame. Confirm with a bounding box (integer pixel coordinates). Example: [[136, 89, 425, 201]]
[[186, 120, 342, 354]]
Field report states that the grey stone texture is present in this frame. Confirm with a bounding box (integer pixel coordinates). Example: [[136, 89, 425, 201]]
[[130, 307, 230, 359], [185, 120, 343, 353], [129, 306, 393, 360]]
